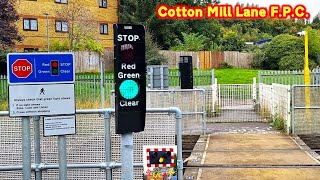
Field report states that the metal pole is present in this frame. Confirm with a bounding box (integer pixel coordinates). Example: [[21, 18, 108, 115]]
[[100, 57, 105, 108], [170, 107, 183, 180], [34, 116, 42, 180], [43, 12, 50, 52], [304, 29, 311, 123], [104, 111, 112, 179], [58, 136, 67, 180], [121, 133, 133, 180], [211, 69, 215, 85], [22, 117, 31, 180]]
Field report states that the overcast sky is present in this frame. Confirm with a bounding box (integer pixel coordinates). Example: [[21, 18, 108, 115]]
[[221, 0, 320, 20]]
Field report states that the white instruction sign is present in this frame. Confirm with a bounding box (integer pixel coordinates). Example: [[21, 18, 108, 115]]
[[44, 115, 76, 136], [9, 84, 75, 117]]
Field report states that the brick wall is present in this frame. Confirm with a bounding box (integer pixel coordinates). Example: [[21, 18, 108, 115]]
[[14, 0, 118, 51]]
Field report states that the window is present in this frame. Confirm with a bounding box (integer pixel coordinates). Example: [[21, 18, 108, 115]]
[[99, 0, 107, 8], [55, 0, 67, 3], [100, 24, 108, 34], [24, 48, 39, 52], [23, 18, 38, 31], [55, 20, 68, 32]]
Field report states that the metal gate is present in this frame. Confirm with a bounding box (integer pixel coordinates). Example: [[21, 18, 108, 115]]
[[292, 85, 320, 134], [207, 83, 268, 123]]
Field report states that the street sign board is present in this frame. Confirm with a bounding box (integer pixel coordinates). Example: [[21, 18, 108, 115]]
[[9, 84, 75, 117], [11, 59, 33, 78], [43, 115, 76, 136], [114, 24, 146, 134], [7, 53, 74, 85]]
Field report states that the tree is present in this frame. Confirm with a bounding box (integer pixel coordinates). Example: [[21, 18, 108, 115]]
[[311, 13, 320, 29], [278, 54, 317, 70], [145, 30, 168, 65], [308, 29, 320, 62], [55, 0, 99, 51], [264, 34, 303, 69], [119, 0, 221, 50], [171, 32, 209, 51], [0, 0, 22, 50], [221, 30, 246, 51]]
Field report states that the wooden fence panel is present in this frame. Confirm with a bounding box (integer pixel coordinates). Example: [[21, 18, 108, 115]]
[[199, 51, 211, 70], [73, 50, 255, 72], [238, 52, 254, 68], [224, 51, 239, 68], [211, 51, 224, 69], [159, 50, 199, 69], [74, 51, 100, 73], [103, 50, 114, 72], [224, 51, 254, 69]]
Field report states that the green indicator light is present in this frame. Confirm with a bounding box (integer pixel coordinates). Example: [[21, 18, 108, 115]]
[[119, 80, 139, 99], [52, 69, 58, 75]]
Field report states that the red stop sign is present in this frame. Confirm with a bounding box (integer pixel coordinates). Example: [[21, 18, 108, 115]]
[[11, 59, 33, 78]]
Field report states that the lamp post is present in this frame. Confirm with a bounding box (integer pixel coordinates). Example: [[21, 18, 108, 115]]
[[43, 12, 50, 52], [297, 29, 311, 123]]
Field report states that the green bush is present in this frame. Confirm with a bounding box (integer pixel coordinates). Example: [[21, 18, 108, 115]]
[[146, 30, 168, 65], [278, 54, 317, 70], [273, 116, 285, 131], [250, 47, 266, 69], [220, 62, 234, 69], [264, 34, 304, 70], [0, 50, 13, 62]]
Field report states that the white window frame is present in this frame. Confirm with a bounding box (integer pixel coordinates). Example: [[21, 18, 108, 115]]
[[55, 20, 68, 32], [55, 0, 67, 4], [23, 18, 38, 31], [99, 0, 107, 8], [100, 24, 108, 34]]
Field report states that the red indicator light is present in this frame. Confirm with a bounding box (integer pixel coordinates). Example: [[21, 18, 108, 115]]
[[52, 61, 58, 67]]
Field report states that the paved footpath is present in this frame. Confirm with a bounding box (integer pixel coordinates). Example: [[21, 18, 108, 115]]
[[184, 123, 320, 180]]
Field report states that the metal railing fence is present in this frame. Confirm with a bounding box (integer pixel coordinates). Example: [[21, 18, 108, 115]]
[[0, 70, 214, 102], [258, 69, 320, 85], [259, 83, 291, 133], [0, 108, 183, 180], [111, 89, 207, 135], [292, 85, 320, 134]]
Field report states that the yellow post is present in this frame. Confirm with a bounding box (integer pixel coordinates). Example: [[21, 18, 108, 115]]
[[304, 29, 311, 123]]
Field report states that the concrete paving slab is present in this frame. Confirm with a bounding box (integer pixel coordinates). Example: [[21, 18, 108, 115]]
[[200, 168, 320, 180], [195, 133, 320, 180], [208, 134, 300, 150]]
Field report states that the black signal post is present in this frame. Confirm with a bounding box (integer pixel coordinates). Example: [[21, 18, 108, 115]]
[[113, 24, 146, 134]]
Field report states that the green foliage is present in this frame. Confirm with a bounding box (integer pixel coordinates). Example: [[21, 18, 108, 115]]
[[221, 30, 246, 51], [264, 34, 304, 70], [50, 39, 69, 52], [220, 62, 234, 69], [251, 46, 267, 69], [171, 32, 209, 51], [272, 116, 285, 131], [278, 54, 301, 70], [0, 0, 22, 50], [0, 50, 13, 62], [119, 0, 314, 53], [308, 29, 320, 61], [311, 13, 320, 29], [146, 30, 168, 65], [50, 35, 104, 55]]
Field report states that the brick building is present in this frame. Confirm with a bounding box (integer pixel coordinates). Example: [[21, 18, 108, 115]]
[[14, 0, 118, 52]]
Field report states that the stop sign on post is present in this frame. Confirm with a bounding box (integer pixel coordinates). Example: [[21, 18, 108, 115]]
[[11, 59, 33, 78]]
